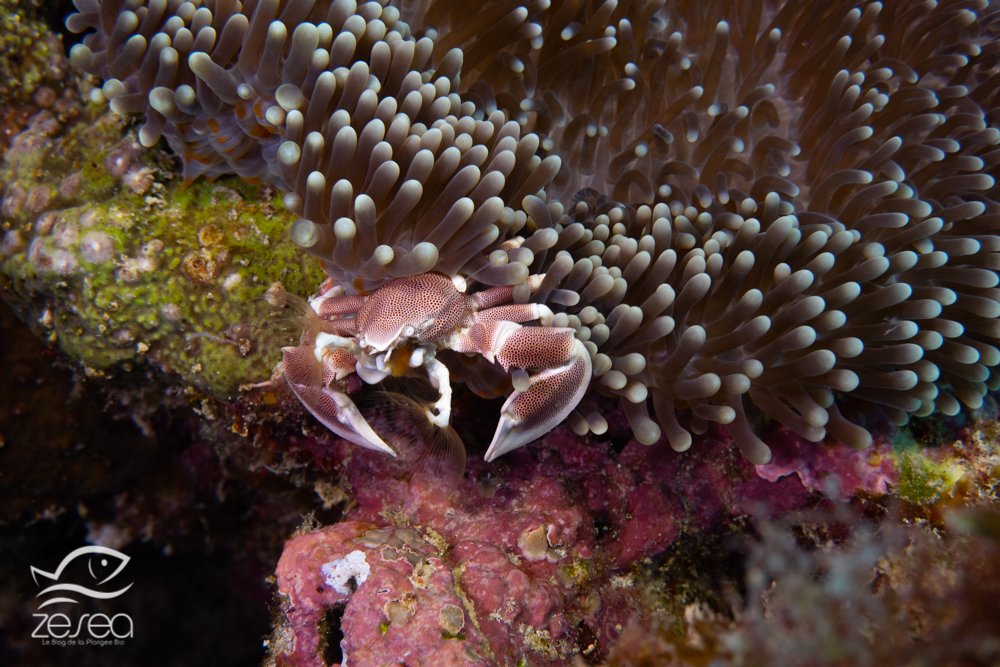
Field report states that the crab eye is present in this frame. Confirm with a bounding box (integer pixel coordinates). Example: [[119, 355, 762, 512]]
[[402, 325, 415, 337]]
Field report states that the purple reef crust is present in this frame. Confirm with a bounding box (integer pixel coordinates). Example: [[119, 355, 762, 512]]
[[276, 522, 494, 667], [755, 428, 898, 500], [268, 403, 904, 666]]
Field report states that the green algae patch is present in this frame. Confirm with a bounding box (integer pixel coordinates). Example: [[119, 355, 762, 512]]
[[0, 0, 65, 106], [1, 104, 324, 398], [896, 450, 965, 506], [890, 425, 967, 506]]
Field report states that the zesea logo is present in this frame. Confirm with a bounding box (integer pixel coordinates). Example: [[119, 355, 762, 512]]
[[30, 546, 134, 645]]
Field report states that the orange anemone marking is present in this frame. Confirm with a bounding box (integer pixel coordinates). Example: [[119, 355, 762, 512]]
[[387, 342, 415, 377]]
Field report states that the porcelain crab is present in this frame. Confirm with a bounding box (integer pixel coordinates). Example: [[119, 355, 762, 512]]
[[280, 272, 593, 461]]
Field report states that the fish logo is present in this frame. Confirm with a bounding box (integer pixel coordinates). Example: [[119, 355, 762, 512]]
[[30, 546, 133, 608]]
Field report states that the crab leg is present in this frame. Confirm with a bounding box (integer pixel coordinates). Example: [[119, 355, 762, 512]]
[[459, 320, 593, 460], [423, 355, 453, 428], [486, 339, 592, 460], [281, 344, 396, 456]]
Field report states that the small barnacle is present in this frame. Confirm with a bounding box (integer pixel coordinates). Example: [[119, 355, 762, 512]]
[[182, 247, 226, 284], [383, 596, 416, 627], [518, 525, 557, 562], [103, 141, 137, 178], [79, 229, 115, 263], [263, 282, 289, 309], [112, 328, 135, 347], [225, 321, 254, 356], [117, 253, 157, 284], [77, 209, 100, 228], [49, 216, 79, 249], [209, 186, 242, 205], [438, 604, 465, 637], [115, 262, 140, 284], [197, 224, 224, 247], [159, 303, 182, 322], [122, 165, 153, 195]]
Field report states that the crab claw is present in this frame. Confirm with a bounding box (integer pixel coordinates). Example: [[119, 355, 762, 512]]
[[484, 334, 593, 461], [281, 344, 396, 456]]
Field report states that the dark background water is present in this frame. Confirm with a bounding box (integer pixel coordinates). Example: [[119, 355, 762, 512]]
[[0, 297, 277, 666]]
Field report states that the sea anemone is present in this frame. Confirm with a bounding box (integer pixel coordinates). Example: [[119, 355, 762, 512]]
[[67, 0, 559, 290], [68, 0, 1000, 463], [407, 0, 1000, 461]]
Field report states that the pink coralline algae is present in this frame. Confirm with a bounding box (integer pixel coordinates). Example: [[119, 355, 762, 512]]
[[755, 427, 898, 500], [275, 522, 495, 666], [267, 408, 869, 665]]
